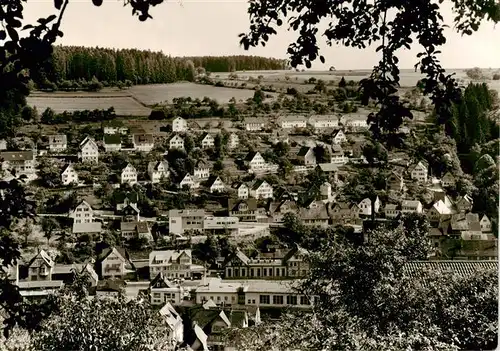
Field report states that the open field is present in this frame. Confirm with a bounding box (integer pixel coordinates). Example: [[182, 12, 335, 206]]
[[129, 82, 263, 105], [27, 92, 152, 116]]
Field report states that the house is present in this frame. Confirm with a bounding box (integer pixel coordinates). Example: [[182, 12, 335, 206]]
[[169, 134, 185, 150], [401, 200, 423, 214], [270, 130, 289, 145], [386, 171, 404, 192], [245, 117, 266, 131], [120, 221, 151, 241], [79, 136, 99, 163], [48, 134, 67, 152], [331, 129, 347, 145], [268, 199, 299, 223], [330, 144, 347, 164], [133, 134, 154, 152], [148, 161, 170, 184], [149, 272, 184, 305], [118, 198, 141, 222], [203, 216, 239, 235], [179, 173, 200, 190], [319, 182, 334, 202], [480, 215, 492, 232], [250, 179, 273, 199], [159, 302, 184, 345], [103, 134, 122, 152], [120, 163, 138, 185], [103, 126, 128, 135], [169, 209, 206, 235], [96, 247, 135, 279], [455, 194, 473, 213], [0, 139, 7, 150], [384, 203, 401, 218], [228, 198, 265, 222], [61, 164, 79, 186], [228, 133, 239, 149], [234, 183, 249, 200], [410, 160, 428, 183], [278, 116, 307, 129], [245, 152, 267, 172], [70, 200, 102, 234], [308, 115, 339, 129], [358, 196, 381, 216], [194, 159, 210, 180], [344, 117, 369, 130], [149, 250, 205, 280], [426, 200, 454, 223], [441, 172, 456, 187], [200, 133, 215, 149], [296, 146, 316, 166], [25, 250, 55, 281], [172, 117, 188, 132], [299, 204, 330, 227], [329, 202, 360, 223], [191, 324, 209, 351], [0, 150, 37, 180], [208, 176, 225, 193]]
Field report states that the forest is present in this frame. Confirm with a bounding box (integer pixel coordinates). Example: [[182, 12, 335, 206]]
[[35, 45, 287, 89]]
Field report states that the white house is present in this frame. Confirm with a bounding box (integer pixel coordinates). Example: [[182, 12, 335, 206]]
[[308, 115, 339, 129], [148, 161, 170, 184], [61, 164, 79, 186], [480, 215, 492, 232], [79, 137, 99, 163], [133, 134, 155, 152], [194, 160, 210, 180], [71, 200, 102, 234], [344, 117, 369, 130], [179, 173, 199, 190], [279, 116, 307, 129], [426, 199, 453, 222], [172, 117, 188, 132], [200, 133, 215, 149], [245, 118, 266, 131], [358, 196, 381, 216], [410, 161, 428, 183], [236, 183, 249, 199], [48, 134, 67, 152], [0, 150, 37, 180], [401, 200, 423, 214], [208, 176, 225, 193], [159, 302, 184, 345], [169, 134, 185, 150], [97, 247, 135, 279], [103, 134, 122, 153], [330, 145, 347, 164], [296, 146, 316, 166], [441, 172, 456, 187], [384, 204, 401, 218], [332, 129, 347, 145], [149, 272, 184, 306], [250, 179, 273, 199], [319, 182, 333, 202], [245, 152, 268, 172], [120, 163, 138, 185], [228, 133, 239, 149]]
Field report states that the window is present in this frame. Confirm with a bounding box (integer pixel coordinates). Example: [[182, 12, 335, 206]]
[[300, 296, 309, 305], [273, 295, 284, 305], [286, 296, 297, 305], [259, 295, 270, 304]]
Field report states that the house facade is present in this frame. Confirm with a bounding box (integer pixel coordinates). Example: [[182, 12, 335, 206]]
[[179, 173, 200, 190], [149, 273, 184, 305], [201, 134, 215, 149], [0, 151, 37, 180], [79, 137, 99, 163], [308, 115, 339, 129], [149, 250, 205, 280], [48, 134, 67, 152], [410, 161, 428, 183], [61, 164, 79, 186], [133, 134, 154, 152], [245, 118, 266, 131], [401, 200, 423, 214], [172, 117, 188, 132], [441, 172, 456, 187], [97, 247, 135, 279], [194, 160, 210, 180], [236, 183, 249, 199], [228, 133, 239, 149], [250, 180, 273, 199], [332, 129, 347, 144], [169, 209, 206, 235], [296, 147, 316, 166], [208, 176, 225, 193], [120, 163, 138, 185], [169, 134, 185, 150], [279, 116, 307, 129], [103, 134, 122, 152], [330, 145, 347, 164], [148, 161, 170, 184]]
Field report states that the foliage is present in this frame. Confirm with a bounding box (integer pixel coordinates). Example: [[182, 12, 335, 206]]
[[230, 226, 498, 350], [41, 107, 116, 124], [238, 0, 500, 141], [30, 276, 175, 351], [361, 141, 388, 166], [464, 67, 485, 80]]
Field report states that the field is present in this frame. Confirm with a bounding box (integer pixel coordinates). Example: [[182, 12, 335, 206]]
[[129, 82, 260, 105], [27, 91, 152, 116]]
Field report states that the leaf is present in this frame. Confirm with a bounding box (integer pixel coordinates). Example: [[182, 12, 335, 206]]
[[0, 31, 6, 41], [7, 27, 19, 42], [54, 0, 63, 10], [92, 0, 103, 6], [320, 56, 325, 64], [22, 24, 34, 31]]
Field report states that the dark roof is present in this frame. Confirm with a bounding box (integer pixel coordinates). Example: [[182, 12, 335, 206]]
[[403, 260, 498, 279], [150, 271, 177, 289], [207, 175, 222, 187], [0, 151, 34, 161], [228, 198, 258, 212], [297, 146, 312, 157], [133, 133, 154, 145], [103, 134, 121, 145], [245, 151, 259, 161], [120, 221, 149, 234]]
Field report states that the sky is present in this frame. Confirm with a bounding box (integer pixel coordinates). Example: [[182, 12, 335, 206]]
[[22, 0, 500, 70]]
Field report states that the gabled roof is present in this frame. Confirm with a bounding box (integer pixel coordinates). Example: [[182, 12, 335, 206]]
[[150, 271, 177, 289], [48, 134, 67, 143], [299, 204, 329, 219], [252, 179, 270, 191], [228, 198, 258, 211], [195, 159, 210, 169], [120, 221, 149, 234], [28, 249, 54, 268], [245, 151, 261, 162], [207, 176, 223, 187], [331, 144, 343, 154], [148, 161, 169, 172], [169, 134, 184, 142], [202, 299, 217, 310], [122, 163, 136, 172], [61, 163, 75, 175], [133, 133, 154, 145], [297, 146, 312, 157], [0, 151, 34, 161], [80, 136, 97, 148], [149, 250, 193, 266], [403, 260, 498, 279]]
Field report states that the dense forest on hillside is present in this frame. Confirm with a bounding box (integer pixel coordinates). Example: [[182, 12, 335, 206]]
[[35, 45, 287, 89]]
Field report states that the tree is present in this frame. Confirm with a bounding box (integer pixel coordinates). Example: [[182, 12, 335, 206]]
[[465, 67, 485, 80], [41, 217, 60, 245], [493, 73, 500, 80], [239, 0, 500, 140], [41, 108, 56, 125], [362, 141, 388, 166], [229, 226, 498, 350], [29, 274, 176, 351], [338, 76, 346, 88]]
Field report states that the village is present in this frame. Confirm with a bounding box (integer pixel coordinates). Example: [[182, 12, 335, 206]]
[[2, 94, 498, 349]]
